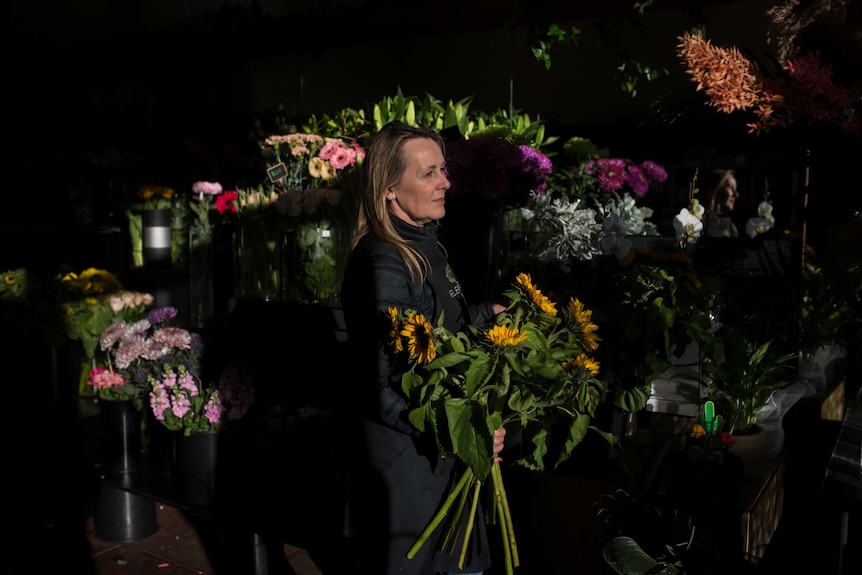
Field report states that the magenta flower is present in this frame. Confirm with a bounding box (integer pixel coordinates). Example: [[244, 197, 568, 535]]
[[592, 159, 627, 193], [625, 165, 650, 197], [640, 160, 668, 183]]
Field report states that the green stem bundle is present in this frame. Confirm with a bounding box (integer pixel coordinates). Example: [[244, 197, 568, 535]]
[[406, 461, 519, 573]]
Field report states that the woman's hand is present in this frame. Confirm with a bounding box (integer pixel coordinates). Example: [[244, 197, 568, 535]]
[[493, 427, 506, 463]]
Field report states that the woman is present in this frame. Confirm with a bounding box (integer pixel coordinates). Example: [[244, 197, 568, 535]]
[[341, 122, 506, 575], [702, 168, 740, 238]]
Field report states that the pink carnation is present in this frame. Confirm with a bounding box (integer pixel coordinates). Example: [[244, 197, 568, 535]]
[[87, 367, 126, 390], [191, 181, 223, 201]]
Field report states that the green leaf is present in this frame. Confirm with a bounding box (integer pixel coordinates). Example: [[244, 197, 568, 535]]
[[407, 406, 427, 432], [445, 400, 493, 480], [464, 354, 491, 396], [602, 536, 659, 575], [555, 414, 589, 467]]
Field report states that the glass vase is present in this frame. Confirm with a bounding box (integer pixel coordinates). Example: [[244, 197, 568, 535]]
[[281, 221, 341, 305], [234, 211, 281, 301], [170, 197, 189, 270], [189, 227, 213, 328], [127, 211, 143, 268]]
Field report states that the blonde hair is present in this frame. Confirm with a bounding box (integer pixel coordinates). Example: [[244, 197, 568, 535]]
[[703, 168, 737, 214], [351, 122, 447, 284]]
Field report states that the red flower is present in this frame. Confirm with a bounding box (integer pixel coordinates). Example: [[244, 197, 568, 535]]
[[719, 432, 734, 446], [216, 190, 238, 214]]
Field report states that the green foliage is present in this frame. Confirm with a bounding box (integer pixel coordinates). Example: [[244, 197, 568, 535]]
[[392, 273, 616, 482], [698, 324, 798, 433], [544, 250, 718, 414], [530, 23, 581, 70], [800, 241, 862, 359], [603, 536, 681, 575], [253, 87, 556, 150], [528, 3, 669, 97], [615, 59, 670, 98]]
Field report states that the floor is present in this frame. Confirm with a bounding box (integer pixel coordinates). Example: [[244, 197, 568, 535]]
[[83, 503, 324, 575], [4, 378, 859, 575]]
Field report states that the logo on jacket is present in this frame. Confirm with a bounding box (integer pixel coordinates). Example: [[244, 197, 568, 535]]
[[445, 264, 462, 299]]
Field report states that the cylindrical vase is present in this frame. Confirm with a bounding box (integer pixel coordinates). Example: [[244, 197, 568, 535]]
[[143, 209, 172, 270]]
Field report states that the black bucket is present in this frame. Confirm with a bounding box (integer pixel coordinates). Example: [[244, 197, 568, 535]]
[[93, 483, 158, 542]]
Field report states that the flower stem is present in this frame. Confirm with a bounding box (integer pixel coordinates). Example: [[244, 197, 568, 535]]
[[458, 475, 483, 569], [406, 467, 472, 560], [493, 460, 519, 569]]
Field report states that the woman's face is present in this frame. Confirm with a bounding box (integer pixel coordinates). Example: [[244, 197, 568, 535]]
[[716, 175, 739, 214], [386, 138, 449, 226]]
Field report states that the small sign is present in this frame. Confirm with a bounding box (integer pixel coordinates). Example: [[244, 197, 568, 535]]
[[267, 162, 287, 183]]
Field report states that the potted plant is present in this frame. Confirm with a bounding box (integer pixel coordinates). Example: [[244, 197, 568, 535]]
[[699, 323, 797, 434], [695, 321, 797, 477]]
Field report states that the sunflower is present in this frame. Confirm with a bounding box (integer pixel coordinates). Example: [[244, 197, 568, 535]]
[[386, 306, 404, 353], [486, 325, 529, 347], [401, 313, 436, 364], [567, 298, 601, 351], [573, 353, 600, 375], [516, 272, 558, 316]]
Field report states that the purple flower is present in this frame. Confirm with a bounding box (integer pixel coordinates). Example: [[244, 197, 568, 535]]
[[640, 160, 668, 183], [445, 137, 547, 207], [148, 306, 177, 326], [626, 165, 650, 197], [594, 159, 627, 193]]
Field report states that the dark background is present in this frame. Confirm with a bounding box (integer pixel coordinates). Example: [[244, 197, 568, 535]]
[[5, 0, 860, 249]]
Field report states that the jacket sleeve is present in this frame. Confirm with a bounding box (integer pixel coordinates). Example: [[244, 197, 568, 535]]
[[467, 301, 497, 330], [342, 245, 422, 436]]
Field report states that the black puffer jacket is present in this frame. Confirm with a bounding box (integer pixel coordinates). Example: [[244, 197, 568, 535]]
[[341, 218, 496, 575]]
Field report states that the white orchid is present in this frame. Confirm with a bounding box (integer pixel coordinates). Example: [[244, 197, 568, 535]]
[[757, 200, 775, 226], [673, 207, 704, 246], [746, 216, 773, 238], [600, 212, 633, 259], [746, 198, 775, 238]]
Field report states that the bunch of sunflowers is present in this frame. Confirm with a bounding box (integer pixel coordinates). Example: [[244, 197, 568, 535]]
[[387, 272, 617, 573]]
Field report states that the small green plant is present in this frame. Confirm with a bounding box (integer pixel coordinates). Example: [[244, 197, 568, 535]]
[[698, 324, 797, 434]]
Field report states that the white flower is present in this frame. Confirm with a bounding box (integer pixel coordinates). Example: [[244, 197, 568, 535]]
[[602, 212, 629, 237], [746, 217, 772, 238], [673, 208, 704, 245], [600, 213, 633, 259], [757, 200, 775, 226], [600, 232, 633, 259]]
